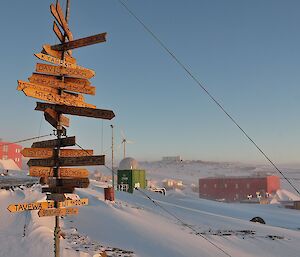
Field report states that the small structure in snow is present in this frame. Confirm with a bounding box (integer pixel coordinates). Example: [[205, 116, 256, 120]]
[[117, 157, 146, 193]]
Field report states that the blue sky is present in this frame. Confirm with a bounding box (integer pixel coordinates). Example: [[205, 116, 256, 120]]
[[0, 0, 300, 164]]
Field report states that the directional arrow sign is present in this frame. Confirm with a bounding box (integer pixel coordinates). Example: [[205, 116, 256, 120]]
[[22, 148, 92, 158], [48, 178, 90, 188], [35, 102, 115, 120], [53, 21, 64, 42], [55, 2, 74, 41], [44, 108, 70, 128], [51, 32, 107, 51], [21, 148, 53, 158], [42, 186, 75, 194], [38, 207, 78, 217], [36, 63, 94, 79], [42, 44, 76, 64], [29, 167, 89, 178], [29, 73, 95, 95], [31, 136, 75, 148], [35, 53, 95, 76], [7, 201, 54, 213], [20, 86, 94, 108], [58, 198, 88, 208], [27, 155, 105, 167]]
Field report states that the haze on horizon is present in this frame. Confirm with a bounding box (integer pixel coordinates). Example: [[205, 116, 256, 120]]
[[0, 0, 299, 166]]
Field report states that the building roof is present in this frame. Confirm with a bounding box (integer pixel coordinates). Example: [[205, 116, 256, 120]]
[[0, 159, 21, 171], [199, 175, 278, 180], [119, 157, 138, 170]]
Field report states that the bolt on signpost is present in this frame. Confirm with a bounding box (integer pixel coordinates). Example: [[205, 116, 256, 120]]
[[8, 1, 115, 257]]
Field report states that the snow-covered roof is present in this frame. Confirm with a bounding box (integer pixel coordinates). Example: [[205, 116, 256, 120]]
[[0, 159, 20, 171], [119, 157, 138, 170]]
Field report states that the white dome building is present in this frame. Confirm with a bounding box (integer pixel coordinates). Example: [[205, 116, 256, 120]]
[[117, 157, 146, 193], [118, 157, 138, 170]]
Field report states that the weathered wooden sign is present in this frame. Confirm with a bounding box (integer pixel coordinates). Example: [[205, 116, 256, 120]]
[[20, 86, 94, 108], [21, 148, 53, 158], [58, 198, 88, 208], [29, 167, 89, 178], [7, 201, 55, 213], [35, 53, 95, 76], [42, 186, 75, 194], [22, 148, 92, 159], [55, 2, 74, 41], [44, 108, 70, 129], [36, 63, 94, 79], [29, 73, 95, 95], [38, 207, 78, 217], [31, 136, 76, 148], [46, 193, 66, 202], [51, 32, 107, 51], [42, 44, 76, 64], [53, 21, 64, 42], [35, 102, 115, 120], [27, 155, 105, 167], [48, 178, 90, 188]]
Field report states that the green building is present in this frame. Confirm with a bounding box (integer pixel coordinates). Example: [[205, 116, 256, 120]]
[[117, 157, 146, 193]]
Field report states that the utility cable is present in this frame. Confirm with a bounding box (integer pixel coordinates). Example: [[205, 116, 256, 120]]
[[0, 134, 54, 146], [136, 188, 232, 257], [117, 0, 300, 195]]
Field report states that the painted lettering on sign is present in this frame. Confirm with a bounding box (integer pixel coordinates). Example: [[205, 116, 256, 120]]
[[29, 73, 95, 95], [29, 167, 89, 178], [35, 102, 115, 120], [58, 198, 88, 208], [38, 207, 78, 217], [7, 201, 54, 212]]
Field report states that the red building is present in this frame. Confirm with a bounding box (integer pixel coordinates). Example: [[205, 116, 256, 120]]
[[199, 176, 280, 202], [0, 141, 22, 169]]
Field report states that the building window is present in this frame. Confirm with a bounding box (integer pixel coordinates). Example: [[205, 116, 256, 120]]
[[3, 145, 8, 152], [246, 184, 250, 189], [224, 183, 227, 188], [235, 193, 239, 199], [3, 155, 8, 160], [214, 184, 217, 188], [235, 184, 239, 189]]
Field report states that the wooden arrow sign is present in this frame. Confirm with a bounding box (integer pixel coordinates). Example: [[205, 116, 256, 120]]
[[22, 148, 92, 159], [38, 207, 78, 217], [27, 155, 105, 167], [31, 136, 75, 148], [44, 108, 70, 128], [20, 86, 95, 108], [53, 21, 64, 42], [29, 167, 89, 178], [7, 201, 54, 213], [58, 198, 88, 208], [36, 63, 94, 79], [42, 186, 75, 194], [21, 148, 53, 158], [55, 2, 74, 41], [48, 178, 90, 188], [29, 73, 95, 95], [51, 32, 107, 51], [42, 45, 76, 64], [35, 102, 115, 120], [35, 53, 95, 76]]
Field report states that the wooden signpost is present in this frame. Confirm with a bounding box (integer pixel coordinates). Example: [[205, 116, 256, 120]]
[[13, 1, 116, 257]]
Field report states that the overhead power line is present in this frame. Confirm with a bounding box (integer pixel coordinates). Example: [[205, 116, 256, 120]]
[[0, 134, 54, 146], [117, 0, 300, 195]]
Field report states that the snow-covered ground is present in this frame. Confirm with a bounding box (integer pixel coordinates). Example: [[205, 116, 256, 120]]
[[1, 160, 300, 257]]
